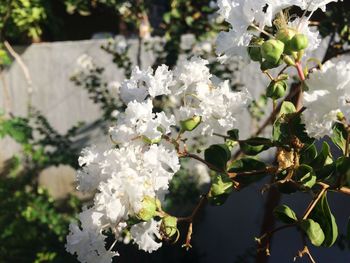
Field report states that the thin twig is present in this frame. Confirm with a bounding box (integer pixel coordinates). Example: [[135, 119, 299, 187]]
[[177, 195, 207, 223], [178, 195, 207, 250], [4, 40, 33, 115], [179, 153, 224, 174], [302, 184, 329, 220]]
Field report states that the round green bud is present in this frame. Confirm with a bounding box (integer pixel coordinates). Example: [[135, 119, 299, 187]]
[[248, 37, 264, 62], [260, 58, 283, 71], [266, 80, 287, 100], [289, 34, 309, 51], [137, 196, 157, 221], [161, 215, 178, 238], [180, 115, 202, 132], [261, 39, 285, 64], [276, 28, 296, 44]]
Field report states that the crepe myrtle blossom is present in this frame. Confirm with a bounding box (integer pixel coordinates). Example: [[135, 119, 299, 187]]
[[67, 54, 253, 262], [303, 60, 350, 138], [215, 0, 339, 62], [109, 99, 176, 145], [66, 208, 118, 263], [67, 142, 180, 261], [120, 65, 173, 104], [173, 57, 251, 136]]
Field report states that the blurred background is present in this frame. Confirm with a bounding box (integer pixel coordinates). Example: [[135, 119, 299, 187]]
[[0, 1, 350, 262]]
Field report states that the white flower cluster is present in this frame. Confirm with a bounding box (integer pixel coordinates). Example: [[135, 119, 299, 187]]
[[303, 60, 350, 138], [67, 56, 251, 262], [216, 0, 338, 62]]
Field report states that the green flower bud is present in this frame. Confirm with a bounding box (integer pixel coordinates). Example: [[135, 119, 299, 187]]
[[276, 28, 296, 55], [266, 80, 287, 100], [260, 58, 283, 71], [289, 34, 309, 51], [209, 174, 233, 197], [142, 136, 162, 144], [161, 215, 178, 238], [276, 28, 296, 44], [137, 196, 157, 221], [248, 37, 264, 62], [180, 115, 202, 132], [261, 39, 285, 64]]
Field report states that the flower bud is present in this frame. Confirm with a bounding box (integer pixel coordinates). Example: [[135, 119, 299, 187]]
[[180, 116, 201, 132], [289, 34, 308, 51], [209, 174, 233, 197], [137, 196, 157, 221], [266, 80, 287, 100], [248, 37, 264, 62], [276, 28, 296, 44], [161, 215, 178, 238], [261, 39, 285, 64], [276, 28, 296, 55], [260, 58, 283, 71], [142, 136, 162, 144], [208, 174, 233, 205]]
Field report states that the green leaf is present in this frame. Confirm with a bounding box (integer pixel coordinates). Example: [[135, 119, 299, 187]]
[[336, 157, 350, 187], [295, 164, 316, 189], [208, 174, 233, 206], [273, 102, 313, 144], [300, 219, 325, 247], [227, 129, 239, 141], [311, 142, 333, 170], [204, 144, 231, 170], [210, 174, 233, 196], [279, 101, 296, 115], [185, 16, 194, 26], [0, 117, 33, 144], [273, 205, 298, 224], [331, 122, 348, 154], [310, 193, 338, 247], [228, 158, 267, 185], [239, 137, 273, 156], [300, 144, 317, 165], [163, 13, 171, 23]]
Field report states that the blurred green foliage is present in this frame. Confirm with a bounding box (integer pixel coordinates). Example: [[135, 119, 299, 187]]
[[0, 111, 82, 262]]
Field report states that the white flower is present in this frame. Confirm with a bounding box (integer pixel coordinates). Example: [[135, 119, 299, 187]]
[[173, 56, 211, 95], [120, 67, 151, 103], [130, 219, 162, 253], [303, 61, 350, 138], [120, 65, 173, 104], [216, 30, 252, 62], [217, 0, 266, 33], [114, 35, 128, 54], [76, 54, 95, 71], [301, 0, 339, 12], [148, 65, 173, 97], [109, 99, 175, 144], [66, 209, 118, 263], [78, 146, 99, 167], [199, 81, 251, 135], [107, 81, 120, 97], [76, 146, 110, 192], [262, 0, 303, 27]]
